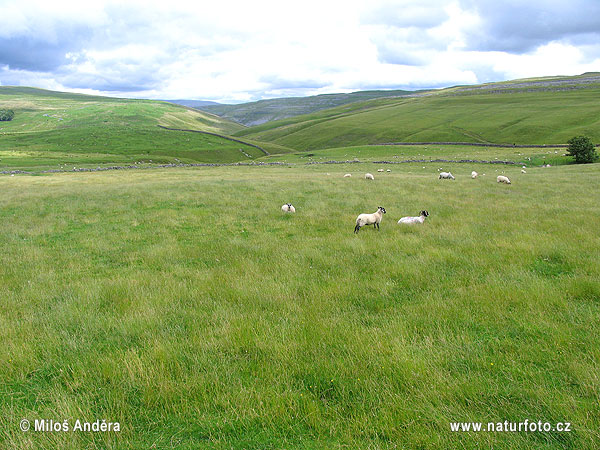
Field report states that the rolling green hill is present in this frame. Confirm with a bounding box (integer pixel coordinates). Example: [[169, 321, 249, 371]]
[[194, 89, 415, 126], [0, 87, 292, 170], [235, 74, 600, 150]]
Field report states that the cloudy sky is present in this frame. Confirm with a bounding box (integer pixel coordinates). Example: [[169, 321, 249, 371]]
[[1, 0, 599, 103]]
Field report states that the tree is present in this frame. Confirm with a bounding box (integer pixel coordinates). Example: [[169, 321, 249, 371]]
[[0, 109, 15, 121], [567, 136, 598, 164]]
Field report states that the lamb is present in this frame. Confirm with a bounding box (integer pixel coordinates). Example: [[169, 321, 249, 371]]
[[439, 172, 455, 180], [354, 207, 386, 233], [471, 171, 478, 178], [497, 175, 511, 184], [344, 173, 352, 177], [365, 173, 374, 180], [398, 210, 429, 225], [281, 203, 296, 213]]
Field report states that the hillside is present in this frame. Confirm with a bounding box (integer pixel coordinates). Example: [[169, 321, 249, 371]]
[[195, 89, 415, 126], [235, 73, 600, 150], [0, 87, 290, 170]]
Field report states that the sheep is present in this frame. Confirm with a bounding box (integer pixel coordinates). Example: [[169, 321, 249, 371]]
[[398, 210, 429, 225], [439, 172, 455, 180], [365, 173, 374, 180], [281, 203, 296, 213], [377, 168, 384, 172], [471, 171, 478, 178], [386, 169, 391, 172], [521, 169, 527, 174], [497, 175, 511, 184], [354, 207, 386, 233], [344, 173, 352, 177]]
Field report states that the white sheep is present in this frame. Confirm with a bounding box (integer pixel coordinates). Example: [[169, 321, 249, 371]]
[[354, 206, 386, 233], [497, 175, 511, 184], [439, 172, 455, 180], [344, 173, 352, 177], [398, 210, 429, 225], [281, 203, 296, 213], [377, 168, 384, 172], [365, 173, 374, 180], [386, 169, 391, 172], [521, 169, 526, 174], [471, 171, 478, 178]]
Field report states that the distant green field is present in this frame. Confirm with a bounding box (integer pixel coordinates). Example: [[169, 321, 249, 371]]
[[1, 161, 599, 449], [0, 87, 294, 170], [236, 83, 600, 150], [261, 143, 573, 167]]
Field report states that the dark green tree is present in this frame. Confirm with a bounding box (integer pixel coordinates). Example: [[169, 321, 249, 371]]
[[0, 109, 15, 121], [567, 136, 597, 164]]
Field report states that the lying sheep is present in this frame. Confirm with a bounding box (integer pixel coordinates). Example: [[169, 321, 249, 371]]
[[365, 173, 374, 180], [398, 210, 429, 225], [439, 172, 455, 180], [344, 173, 352, 177], [497, 175, 511, 184], [521, 169, 526, 174], [377, 169, 384, 172], [354, 206, 386, 233], [281, 203, 296, 212], [471, 171, 478, 178]]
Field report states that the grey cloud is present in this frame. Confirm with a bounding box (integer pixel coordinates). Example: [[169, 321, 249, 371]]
[[58, 73, 159, 93], [460, 0, 600, 53], [0, 27, 92, 71]]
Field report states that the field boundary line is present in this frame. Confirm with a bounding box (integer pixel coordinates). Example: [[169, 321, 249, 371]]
[[157, 125, 270, 155], [373, 141, 600, 148]]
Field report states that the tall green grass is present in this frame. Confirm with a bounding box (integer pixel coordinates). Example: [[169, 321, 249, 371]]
[[1, 162, 599, 449]]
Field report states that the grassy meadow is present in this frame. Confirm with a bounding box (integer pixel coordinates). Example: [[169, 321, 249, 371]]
[[0, 87, 292, 171], [235, 84, 600, 150], [1, 160, 599, 449]]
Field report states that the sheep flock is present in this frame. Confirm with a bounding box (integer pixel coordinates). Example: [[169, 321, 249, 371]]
[[281, 167, 523, 234]]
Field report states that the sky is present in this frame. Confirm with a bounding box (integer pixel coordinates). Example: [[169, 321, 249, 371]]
[[0, 0, 599, 103]]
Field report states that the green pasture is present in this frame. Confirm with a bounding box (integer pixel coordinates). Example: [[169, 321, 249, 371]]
[[0, 87, 287, 170], [1, 162, 599, 449], [236, 87, 600, 150], [261, 144, 574, 167]]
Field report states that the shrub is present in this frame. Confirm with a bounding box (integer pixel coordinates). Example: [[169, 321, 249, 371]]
[[567, 136, 598, 164], [0, 109, 15, 121]]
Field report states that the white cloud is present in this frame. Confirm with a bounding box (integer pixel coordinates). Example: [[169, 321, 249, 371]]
[[0, 0, 598, 102]]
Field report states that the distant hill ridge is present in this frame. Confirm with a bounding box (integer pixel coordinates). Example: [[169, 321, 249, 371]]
[[231, 73, 600, 150], [188, 89, 418, 126], [173, 73, 600, 128]]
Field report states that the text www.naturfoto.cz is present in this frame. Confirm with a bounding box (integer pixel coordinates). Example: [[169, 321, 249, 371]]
[[450, 420, 571, 433]]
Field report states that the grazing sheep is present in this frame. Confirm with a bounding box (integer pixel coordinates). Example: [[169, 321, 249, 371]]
[[344, 173, 352, 177], [377, 168, 384, 172], [439, 172, 455, 180], [354, 207, 386, 233], [398, 210, 429, 225], [281, 203, 296, 213], [365, 173, 375, 180], [471, 171, 478, 178], [386, 169, 391, 172], [497, 175, 511, 184], [521, 169, 527, 174]]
